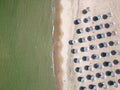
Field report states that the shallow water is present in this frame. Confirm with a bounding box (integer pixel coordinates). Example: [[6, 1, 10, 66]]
[[0, 0, 55, 90]]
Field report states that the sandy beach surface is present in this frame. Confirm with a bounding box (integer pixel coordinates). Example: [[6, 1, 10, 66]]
[[53, 0, 120, 90], [53, 0, 82, 89]]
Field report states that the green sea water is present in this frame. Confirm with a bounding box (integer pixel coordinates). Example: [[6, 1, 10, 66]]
[[0, 0, 55, 90]]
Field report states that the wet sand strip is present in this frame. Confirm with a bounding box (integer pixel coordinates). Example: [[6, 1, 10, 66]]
[[52, 0, 63, 90]]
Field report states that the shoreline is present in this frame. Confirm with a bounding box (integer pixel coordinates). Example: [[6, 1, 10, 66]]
[[53, 0, 73, 90], [52, 0, 63, 90]]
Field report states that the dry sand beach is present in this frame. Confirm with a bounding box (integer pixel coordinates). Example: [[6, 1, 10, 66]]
[[53, 0, 82, 90], [53, 0, 120, 90], [53, 0, 77, 89]]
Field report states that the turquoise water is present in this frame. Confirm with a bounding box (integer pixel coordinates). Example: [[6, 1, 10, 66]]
[[0, 0, 55, 90]]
